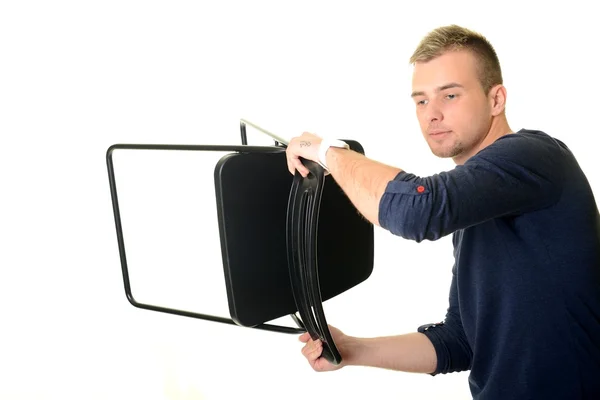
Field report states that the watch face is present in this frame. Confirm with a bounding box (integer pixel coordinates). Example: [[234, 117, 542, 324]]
[[319, 139, 349, 168], [333, 140, 350, 150]]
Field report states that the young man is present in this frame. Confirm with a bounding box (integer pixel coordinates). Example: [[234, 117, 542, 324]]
[[285, 25, 600, 400]]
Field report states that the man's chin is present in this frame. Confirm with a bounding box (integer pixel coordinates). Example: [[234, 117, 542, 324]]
[[429, 147, 455, 159]]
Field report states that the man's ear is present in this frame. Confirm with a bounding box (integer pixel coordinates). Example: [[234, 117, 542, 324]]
[[489, 84, 507, 116]]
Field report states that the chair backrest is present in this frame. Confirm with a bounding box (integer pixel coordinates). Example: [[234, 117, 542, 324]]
[[214, 140, 374, 329], [287, 158, 342, 364]]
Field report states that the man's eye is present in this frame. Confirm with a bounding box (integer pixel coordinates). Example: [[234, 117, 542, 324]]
[[417, 99, 428, 105], [446, 94, 456, 100]]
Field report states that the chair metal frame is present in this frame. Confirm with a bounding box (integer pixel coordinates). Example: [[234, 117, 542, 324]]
[[106, 120, 305, 334], [106, 119, 370, 359]]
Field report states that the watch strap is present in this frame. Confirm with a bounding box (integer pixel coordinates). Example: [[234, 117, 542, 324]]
[[317, 138, 349, 170]]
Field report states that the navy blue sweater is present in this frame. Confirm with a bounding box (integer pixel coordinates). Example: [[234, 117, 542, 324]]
[[378, 129, 600, 399]]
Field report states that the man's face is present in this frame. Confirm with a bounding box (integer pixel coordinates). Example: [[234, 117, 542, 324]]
[[411, 50, 493, 164]]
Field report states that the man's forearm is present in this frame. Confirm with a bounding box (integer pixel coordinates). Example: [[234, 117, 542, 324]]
[[343, 332, 437, 374], [326, 147, 402, 226]]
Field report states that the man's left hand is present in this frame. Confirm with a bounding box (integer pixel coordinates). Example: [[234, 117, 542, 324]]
[[285, 132, 323, 177]]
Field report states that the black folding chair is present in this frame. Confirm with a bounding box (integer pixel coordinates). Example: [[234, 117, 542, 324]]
[[106, 119, 374, 365]]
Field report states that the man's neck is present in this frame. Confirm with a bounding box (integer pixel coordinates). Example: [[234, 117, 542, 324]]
[[454, 116, 512, 165]]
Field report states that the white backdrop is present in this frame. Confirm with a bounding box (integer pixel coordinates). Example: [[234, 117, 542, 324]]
[[1, 1, 598, 399]]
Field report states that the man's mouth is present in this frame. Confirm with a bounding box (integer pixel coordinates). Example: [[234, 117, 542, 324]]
[[429, 130, 451, 136]]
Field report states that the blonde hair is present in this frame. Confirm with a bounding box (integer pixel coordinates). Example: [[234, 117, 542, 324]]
[[410, 25, 503, 94]]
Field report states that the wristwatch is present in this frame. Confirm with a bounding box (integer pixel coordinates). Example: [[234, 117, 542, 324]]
[[317, 138, 350, 170]]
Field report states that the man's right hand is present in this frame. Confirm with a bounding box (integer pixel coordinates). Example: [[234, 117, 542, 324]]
[[299, 325, 350, 372], [299, 325, 439, 374]]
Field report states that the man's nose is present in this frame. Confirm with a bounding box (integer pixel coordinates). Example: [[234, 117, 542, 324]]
[[426, 101, 443, 122]]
